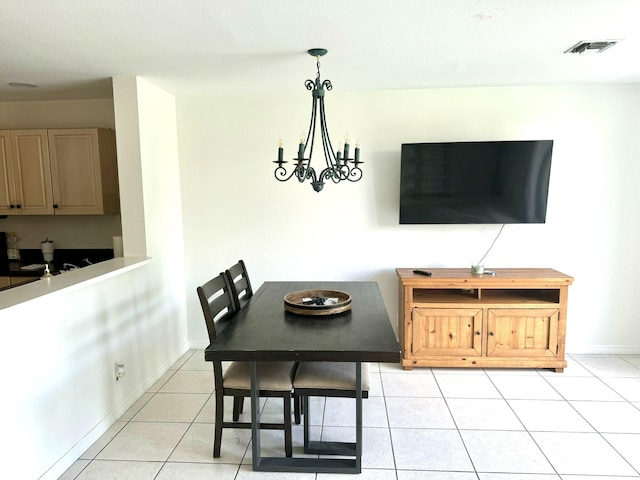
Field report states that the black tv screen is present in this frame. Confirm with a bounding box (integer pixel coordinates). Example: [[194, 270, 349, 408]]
[[399, 140, 553, 224]]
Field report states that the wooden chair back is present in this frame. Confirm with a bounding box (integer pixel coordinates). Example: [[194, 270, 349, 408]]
[[196, 272, 237, 344], [226, 259, 253, 310]]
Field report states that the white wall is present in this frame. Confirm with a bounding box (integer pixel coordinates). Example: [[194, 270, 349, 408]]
[[0, 79, 189, 479], [177, 84, 640, 353], [0, 99, 122, 248]]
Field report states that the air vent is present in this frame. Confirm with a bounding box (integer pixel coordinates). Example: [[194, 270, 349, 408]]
[[564, 40, 620, 55]]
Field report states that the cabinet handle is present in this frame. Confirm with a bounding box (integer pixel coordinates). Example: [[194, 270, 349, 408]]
[[16, 204, 21, 209], [10, 204, 15, 209], [475, 331, 481, 336], [53, 204, 58, 209], [489, 332, 495, 336]]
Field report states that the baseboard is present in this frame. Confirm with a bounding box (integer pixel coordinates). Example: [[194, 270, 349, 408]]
[[40, 342, 190, 480], [189, 340, 210, 350], [567, 345, 640, 355], [188, 343, 640, 356]]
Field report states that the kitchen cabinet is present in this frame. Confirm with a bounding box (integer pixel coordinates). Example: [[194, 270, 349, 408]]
[[0, 130, 53, 215], [47, 128, 119, 214], [0, 128, 118, 215], [397, 268, 573, 372]]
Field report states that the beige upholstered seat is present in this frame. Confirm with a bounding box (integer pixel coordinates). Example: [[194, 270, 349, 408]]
[[293, 362, 370, 391], [292, 362, 370, 425], [223, 361, 295, 391]]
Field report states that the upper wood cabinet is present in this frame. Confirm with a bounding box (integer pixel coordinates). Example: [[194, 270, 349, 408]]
[[0, 130, 53, 215], [48, 128, 119, 215], [0, 128, 119, 216]]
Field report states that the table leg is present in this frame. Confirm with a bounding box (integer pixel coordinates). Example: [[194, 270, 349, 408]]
[[250, 361, 261, 469], [355, 360, 362, 471]]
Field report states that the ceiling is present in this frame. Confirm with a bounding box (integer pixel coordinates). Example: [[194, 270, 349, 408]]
[[2, 0, 640, 102]]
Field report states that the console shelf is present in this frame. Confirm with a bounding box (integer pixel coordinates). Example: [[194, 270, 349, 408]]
[[397, 268, 573, 372]]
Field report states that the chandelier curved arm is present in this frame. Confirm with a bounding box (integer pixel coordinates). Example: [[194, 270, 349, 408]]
[[274, 161, 317, 185], [318, 96, 341, 173], [346, 164, 363, 182]]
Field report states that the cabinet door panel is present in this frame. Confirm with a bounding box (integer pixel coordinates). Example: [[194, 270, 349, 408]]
[[48, 130, 102, 214], [487, 308, 559, 358], [0, 132, 15, 214], [10, 130, 53, 215], [412, 308, 482, 356]]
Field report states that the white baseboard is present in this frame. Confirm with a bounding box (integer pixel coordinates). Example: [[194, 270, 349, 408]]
[[567, 345, 640, 355], [188, 343, 640, 356], [189, 340, 211, 350]]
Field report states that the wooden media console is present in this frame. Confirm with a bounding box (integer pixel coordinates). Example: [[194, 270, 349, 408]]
[[397, 268, 573, 372]]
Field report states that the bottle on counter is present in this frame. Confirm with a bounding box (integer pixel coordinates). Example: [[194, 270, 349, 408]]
[[7, 232, 20, 261]]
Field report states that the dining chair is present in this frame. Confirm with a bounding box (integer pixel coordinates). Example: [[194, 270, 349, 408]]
[[197, 272, 295, 458], [226, 259, 253, 310], [292, 361, 370, 450], [224, 259, 254, 419]]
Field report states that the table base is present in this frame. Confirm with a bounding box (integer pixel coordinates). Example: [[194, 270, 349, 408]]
[[251, 361, 363, 474]]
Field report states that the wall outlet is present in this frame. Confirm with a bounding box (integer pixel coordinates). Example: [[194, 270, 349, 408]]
[[115, 362, 125, 381]]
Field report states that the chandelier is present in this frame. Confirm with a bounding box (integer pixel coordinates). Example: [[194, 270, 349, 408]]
[[273, 48, 362, 192]]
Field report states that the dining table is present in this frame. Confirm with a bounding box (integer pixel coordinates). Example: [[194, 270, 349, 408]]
[[204, 280, 401, 474]]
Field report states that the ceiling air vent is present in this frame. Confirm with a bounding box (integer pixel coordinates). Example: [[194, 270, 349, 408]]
[[564, 40, 620, 55]]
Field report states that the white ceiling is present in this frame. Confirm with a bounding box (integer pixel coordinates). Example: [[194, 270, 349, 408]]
[[2, 0, 639, 102]]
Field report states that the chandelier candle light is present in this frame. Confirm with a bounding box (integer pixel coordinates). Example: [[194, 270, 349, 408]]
[[273, 48, 363, 192]]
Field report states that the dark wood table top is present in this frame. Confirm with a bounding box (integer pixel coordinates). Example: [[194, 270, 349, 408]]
[[204, 281, 401, 363]]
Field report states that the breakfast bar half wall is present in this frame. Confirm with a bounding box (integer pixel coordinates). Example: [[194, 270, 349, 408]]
[[0, 257, 190, 480]]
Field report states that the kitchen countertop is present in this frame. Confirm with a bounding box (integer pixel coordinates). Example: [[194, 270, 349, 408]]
[[1, 261, 46, 277], [0, 257, 151, 311], [0, 248, 116, 291], [0, 248, 115, 276]]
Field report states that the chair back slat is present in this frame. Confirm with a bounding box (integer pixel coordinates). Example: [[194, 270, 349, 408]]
[[197, 272, 237, 343], [226, 259, 253, 310]]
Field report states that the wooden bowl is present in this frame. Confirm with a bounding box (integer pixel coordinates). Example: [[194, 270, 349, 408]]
[[284, 290, 352, 316]]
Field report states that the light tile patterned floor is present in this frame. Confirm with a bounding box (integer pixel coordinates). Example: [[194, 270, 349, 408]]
[[60, 352, 640, 479]]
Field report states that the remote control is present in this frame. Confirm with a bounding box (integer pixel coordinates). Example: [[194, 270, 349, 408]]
[[413, 269, 432, 276]]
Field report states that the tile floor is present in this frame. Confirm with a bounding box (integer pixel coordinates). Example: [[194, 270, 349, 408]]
[[60, 352, 640, 479]]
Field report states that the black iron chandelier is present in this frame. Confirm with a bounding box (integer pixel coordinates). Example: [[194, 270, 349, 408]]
[[273, 48, 362, 192]]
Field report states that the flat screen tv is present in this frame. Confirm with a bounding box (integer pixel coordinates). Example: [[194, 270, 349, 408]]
[[399, 140, 553, 224]]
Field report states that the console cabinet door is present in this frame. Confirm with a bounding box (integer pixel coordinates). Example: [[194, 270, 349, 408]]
[[412, 308, 483, 357], [486, 308, 559, 358]]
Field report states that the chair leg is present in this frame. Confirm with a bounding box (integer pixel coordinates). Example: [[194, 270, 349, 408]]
[[294, 394, 304, 425], [293, 394, 300, 424], [232, 396, 243, 421], [213, 390, 224, 458], [284, 394, 292, 457]]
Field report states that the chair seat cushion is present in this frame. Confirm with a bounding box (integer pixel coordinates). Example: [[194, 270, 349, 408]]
[[293, 362, 371, 391], [223, 361, 295, 391]]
